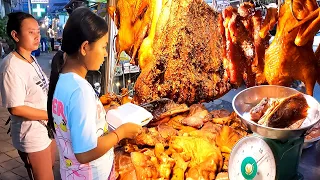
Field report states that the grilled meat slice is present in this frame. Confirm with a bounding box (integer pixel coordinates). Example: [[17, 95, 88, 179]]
[[257, 93, 309, 128]]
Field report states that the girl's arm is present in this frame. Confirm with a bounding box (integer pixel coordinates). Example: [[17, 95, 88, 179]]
[[67, 87, 142, 164], [75, 123, 141, 164], [75, 130, 119, 164], [8, 106, 48, 120]]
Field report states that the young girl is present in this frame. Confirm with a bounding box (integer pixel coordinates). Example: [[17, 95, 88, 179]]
[[0, 12, 56, 179], [47, 7, 142, 180]]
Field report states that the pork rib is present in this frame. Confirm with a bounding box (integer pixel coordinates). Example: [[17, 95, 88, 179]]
[[134, 0, 230, 105]]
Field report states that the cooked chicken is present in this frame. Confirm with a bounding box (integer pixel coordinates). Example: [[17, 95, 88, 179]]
[[114, 150, 137, 180], [216, 172, 229, 180], [169, 136, 223, 179], [141, 99, 189, 123], [171, 153, 189, 180], [216, 126, 243, 154], [187, 122, 222, 143], [130, 151, 159, 179], [108, 0, 153, 63], [259, 7, 278, 39], [215, 126, 243, 171], [137, 0, 165, 69], [134, 127, 166, 146], [257, 93, 309, 128], [157, 124, 178, 140], [222, 6, 246, 87], [210, 109, 231, 118], [249, 97, 273, 121], [99, 93, 118, 105], [263, 0, 320, 95], [120, 88, 132, 105], [181, 104, 212, 128]]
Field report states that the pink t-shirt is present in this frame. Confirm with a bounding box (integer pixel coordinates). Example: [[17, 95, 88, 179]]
[[52, 72, 115, 180]]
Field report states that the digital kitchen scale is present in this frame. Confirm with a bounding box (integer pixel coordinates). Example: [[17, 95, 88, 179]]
[[230, 85, 320, 180]]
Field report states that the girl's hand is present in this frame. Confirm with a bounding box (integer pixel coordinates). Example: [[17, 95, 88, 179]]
[[116, 123, 142, 140], [104, 105, 117, 114]]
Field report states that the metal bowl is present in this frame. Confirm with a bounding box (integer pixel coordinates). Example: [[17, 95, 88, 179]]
[[303, 136, 320, 149], [232, 85, 320, 141]]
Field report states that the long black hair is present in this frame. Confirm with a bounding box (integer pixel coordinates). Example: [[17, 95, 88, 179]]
[[47, 7, 108, 132], [6, 12, 35, 42]]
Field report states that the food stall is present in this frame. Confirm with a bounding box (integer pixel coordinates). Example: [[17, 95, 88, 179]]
[[98, 0, 320, 179]]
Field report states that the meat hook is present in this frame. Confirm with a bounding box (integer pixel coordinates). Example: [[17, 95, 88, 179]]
[[253, 0, 268, 16], [140, 98, 172, 110], [112, 34, 119, 64]]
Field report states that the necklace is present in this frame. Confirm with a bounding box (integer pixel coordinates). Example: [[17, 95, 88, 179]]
[[15, 50, 53, 138], [15, 50, 49, 94], [15, 50, 33, 63]]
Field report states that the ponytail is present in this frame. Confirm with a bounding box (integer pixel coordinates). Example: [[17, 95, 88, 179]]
[[47, 7, 108, 132], [47, 50, 65, 133]]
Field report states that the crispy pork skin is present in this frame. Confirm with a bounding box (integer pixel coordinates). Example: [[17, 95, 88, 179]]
[[133, 0, 230, 105]]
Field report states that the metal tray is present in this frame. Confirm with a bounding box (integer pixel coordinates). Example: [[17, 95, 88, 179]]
[[232, 85, 320, 141], [303, 136, 320, 149]]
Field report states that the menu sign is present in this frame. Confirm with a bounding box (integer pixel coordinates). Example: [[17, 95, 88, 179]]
[[31, 0, 49, 4]]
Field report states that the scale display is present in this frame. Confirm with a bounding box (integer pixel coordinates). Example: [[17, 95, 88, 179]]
[[229, 136, 276, 180]]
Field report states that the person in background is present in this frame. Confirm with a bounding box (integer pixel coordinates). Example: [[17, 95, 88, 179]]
[[0, 37, 3, 58], [0, 12, 56, 179], [47, 25, 55, 51], [1, 38, 10, 54], [47, 7, 142, 179], [40, 24, 48, 52]]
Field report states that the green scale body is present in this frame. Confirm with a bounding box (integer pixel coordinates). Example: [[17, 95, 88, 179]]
[[229, 135, 305, 180]]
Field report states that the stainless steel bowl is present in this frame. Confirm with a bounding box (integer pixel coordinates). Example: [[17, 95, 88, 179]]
[[303, 136, 320, 149], [232, 85, 320, 141]]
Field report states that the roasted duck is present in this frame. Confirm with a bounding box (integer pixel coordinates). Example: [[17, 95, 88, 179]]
[[100, 88, 132, 109], [249, 93, 309, 128], [108, 0, 154, 64], [263, 0, 320, 95]]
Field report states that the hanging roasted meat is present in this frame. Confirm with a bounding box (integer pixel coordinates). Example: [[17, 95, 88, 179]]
[[263, 0, 320, 95], [222, 2, 269, 87], [109, 0, 320, 105], [133, 0, 230, 105]]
